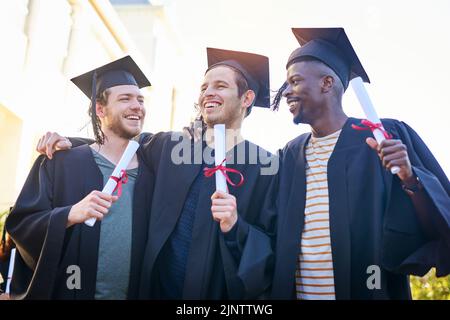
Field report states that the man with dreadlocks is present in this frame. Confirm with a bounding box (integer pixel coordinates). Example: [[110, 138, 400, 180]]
[[5, 56, 153, 299], [270, 28, 450, 300]]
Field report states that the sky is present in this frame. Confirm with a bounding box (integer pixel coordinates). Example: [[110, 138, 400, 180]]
[[154, 0, 450, 175]]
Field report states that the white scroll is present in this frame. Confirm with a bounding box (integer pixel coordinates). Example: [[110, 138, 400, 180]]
[[214, 124, 227, 193], [5, 248, 15, 294], [351, 77, 400, 174]]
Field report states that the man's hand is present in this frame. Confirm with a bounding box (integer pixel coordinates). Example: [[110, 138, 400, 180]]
[[366, 137, 415, 183], [36, 132, 72, 159], [182, 119, 204, 143], [0, 293, 10, 300], [211, 191, 238, 233], [67, 191, 118, 228]]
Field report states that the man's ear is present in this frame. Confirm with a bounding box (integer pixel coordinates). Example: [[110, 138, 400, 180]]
[[242, 89, 256, 110], [96, 102, 106, 118], [321, 75, 334, 93]]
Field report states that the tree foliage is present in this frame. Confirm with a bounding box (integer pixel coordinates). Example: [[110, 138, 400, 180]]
[[410, 268, 450, 300]]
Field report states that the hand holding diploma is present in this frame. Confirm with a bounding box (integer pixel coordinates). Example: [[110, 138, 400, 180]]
[[204, 124, 244, 233], [211, 191, 238, 233], [67, 190, 118, 228], [83, 140, 140, 227], [365, 137, 415, 183]]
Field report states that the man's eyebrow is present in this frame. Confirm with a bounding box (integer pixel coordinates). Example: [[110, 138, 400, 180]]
[[287, 73, 304, 81], [213, 80, 230, 85], [117, 93, 144, 99], [201, 79, 229, 86]]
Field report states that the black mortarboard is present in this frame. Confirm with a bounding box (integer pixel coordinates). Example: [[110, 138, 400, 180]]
[[286, 28, 370, 89], [70, 56, 151, 144], [71, 55, 151, 109], [206, 48, 270, 108]]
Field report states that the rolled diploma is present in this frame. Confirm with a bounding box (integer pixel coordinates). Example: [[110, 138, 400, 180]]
[[84, 140, 140, 226], [351, 77, 400, 174], [5, 248, 16, 294], [214, 124, 227, 193]]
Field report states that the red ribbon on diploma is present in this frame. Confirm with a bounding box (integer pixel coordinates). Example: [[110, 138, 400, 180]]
[[351, 119, 393, 139], [111, 169, 128, 197], [203, 158, 245, 188]]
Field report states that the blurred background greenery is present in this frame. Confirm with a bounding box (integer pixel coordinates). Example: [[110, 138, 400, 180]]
[[410, 269, 450, 300], [0, 208, 448, 300]]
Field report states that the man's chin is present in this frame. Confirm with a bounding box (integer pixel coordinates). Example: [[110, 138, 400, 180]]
[[293, 113, 302, 125], [118, 128, 142, 140], [203, 116, 220, 127]]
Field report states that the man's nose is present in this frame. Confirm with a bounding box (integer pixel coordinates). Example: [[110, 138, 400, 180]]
[[202, 85, 216, 97], [130, 98, 143, 110], [282, 82, 292, 98]]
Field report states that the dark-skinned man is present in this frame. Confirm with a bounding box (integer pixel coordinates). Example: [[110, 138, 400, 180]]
[[270, 28, 449, 300]]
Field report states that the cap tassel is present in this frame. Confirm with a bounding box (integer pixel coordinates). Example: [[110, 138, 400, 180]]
[[91, 70, 97, 120]]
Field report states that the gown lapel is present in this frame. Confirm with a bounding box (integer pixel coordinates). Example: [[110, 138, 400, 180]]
[[279, 134, 310, 298], [327, 121, 353, 300]]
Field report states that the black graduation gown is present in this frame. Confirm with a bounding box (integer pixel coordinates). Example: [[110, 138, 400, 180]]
[[138, 131, 277, 299], [271, 117, 450, 300], [5, 143, 153, 299]]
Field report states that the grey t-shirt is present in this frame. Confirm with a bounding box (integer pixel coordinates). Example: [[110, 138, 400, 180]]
[[91, 148, 138, 300]]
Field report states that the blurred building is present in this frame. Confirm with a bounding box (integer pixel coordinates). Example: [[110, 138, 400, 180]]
[[0, 0, 184, 212]]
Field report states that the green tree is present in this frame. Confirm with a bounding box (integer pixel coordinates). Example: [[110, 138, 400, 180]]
[[410, 268, 450, 300]]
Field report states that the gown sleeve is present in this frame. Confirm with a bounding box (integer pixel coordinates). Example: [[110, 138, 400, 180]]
[[220, 156, 279, 299], [5, 156, 71, 298], [383, 120, 450, 277]]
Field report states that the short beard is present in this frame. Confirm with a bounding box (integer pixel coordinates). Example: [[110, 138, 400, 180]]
[[111, 125, 139, 140], [106, 118, 140, 140], [293, 111, 303, 125]]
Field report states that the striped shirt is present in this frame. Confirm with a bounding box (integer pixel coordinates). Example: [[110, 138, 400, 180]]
[[296, 130, 341, 300]]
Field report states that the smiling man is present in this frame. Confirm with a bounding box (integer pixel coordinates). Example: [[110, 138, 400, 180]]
[[6, 56, 154, 299], [271, 28, 450, 300], [137, 48, 277, 299]]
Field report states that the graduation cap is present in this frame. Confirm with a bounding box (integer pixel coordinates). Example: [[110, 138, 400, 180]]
[[206, 48, 270, 108], [71, 55, 151, 110], [287, 28, 370, 89], [70, 56, 151, 143]]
